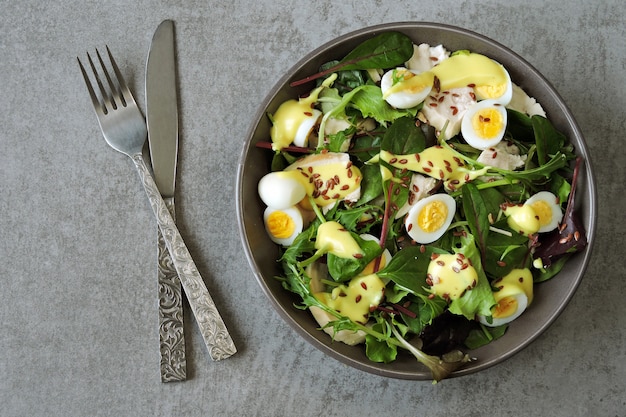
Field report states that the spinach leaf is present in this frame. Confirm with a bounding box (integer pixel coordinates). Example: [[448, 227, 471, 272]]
[[532, 115, 566, 166], [484, 235, 530, 278], [317, 60, 366, 93], [401, 294, 447, 334], [381, 116, 426, 154], [327, 234, 383, 282], [351, 131, 384, 163], [377, 245, 447, 295], [464, 323, 508, 349], [462, 183, 490, 263], [355, 164, 383, 206]]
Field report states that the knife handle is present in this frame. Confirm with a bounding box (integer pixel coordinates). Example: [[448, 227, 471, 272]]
[[132, 154, 237, 361], [157, 198, 187, 381]]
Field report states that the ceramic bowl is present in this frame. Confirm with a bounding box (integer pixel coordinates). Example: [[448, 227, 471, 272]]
[[237, 22, 596, 379]]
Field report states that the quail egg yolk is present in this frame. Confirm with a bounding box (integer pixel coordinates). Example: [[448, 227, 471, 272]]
[[405, 193, 456, 244], [471, 107, 504, 139], [266, 210, 296, 239], [419, 200, 448, 231]]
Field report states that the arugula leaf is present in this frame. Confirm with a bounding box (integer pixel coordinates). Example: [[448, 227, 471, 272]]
[[279, 221, 319, 265], [351, 85, 417, 125], [365, 320, 397, 363], [329, 203, 381, 232]]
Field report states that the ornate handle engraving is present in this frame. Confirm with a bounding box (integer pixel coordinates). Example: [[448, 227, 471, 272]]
[[133, 154, 237, 361], [157, 198, 187, 381]]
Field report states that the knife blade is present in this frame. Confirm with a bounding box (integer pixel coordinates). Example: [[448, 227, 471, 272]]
[[146, 19, 186, 382]]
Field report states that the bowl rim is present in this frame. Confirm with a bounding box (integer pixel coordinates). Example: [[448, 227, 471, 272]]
[[236, 21, 598, 380]]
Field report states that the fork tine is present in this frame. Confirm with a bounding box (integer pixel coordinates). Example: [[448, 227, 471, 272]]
[[105, 46, 135, 107], [91, 49, 121, 113], [77, 55, 105, 117], [95, 47, 126, 110]]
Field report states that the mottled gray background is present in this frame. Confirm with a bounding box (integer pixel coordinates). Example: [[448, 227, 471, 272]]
[[1, 0, 624, 416]]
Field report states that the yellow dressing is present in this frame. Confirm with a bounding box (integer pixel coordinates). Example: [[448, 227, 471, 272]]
[[493, 268, 534, 304], [427, 253, 478, 300], [269, 75, 336, 151], [315, 221, 364, 259], [314, 274, 385, 323], [528, 200, 553, 228], [270, 98, 320, 151], [430, 52, 509, 100], [383, 69, 434, 98], [285, 152, 361, 207], [504, 204, 540, 236], [380, 147, 488, 191]]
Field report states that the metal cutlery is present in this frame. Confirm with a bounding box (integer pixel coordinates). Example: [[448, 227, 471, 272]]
[[145, 20, 186, 382], [78, 46, 237, 362]]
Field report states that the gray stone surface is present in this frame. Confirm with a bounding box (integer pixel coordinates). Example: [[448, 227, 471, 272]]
[[1, 0, 624, 415]]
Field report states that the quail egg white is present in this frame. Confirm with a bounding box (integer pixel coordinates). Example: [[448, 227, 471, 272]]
[[380, 67, 434, 109], [258, 171, 306, 209], [461, 99, 508, 150], [405, 193, 456, 244], [525, 191, 563, 233], [478, 269, 533, 327], [263, 206, 304, 246]]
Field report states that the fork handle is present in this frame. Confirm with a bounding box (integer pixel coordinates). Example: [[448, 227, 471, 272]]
[[131, 153, 237, 361]]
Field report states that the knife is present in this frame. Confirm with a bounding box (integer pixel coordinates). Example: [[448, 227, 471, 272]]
[[146, 19, 186, 382]]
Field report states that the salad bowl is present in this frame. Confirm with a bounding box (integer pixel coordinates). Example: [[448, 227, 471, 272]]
[[236, 22, 596, 380]]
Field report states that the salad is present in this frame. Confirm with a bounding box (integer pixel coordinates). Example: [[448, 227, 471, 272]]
[[255, 32, 587, 381]]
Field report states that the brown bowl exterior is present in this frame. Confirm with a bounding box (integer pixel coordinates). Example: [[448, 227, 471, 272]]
[[237, 22, 597, 379]]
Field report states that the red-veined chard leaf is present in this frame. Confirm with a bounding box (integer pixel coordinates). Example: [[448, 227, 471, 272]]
[[290, 31, 414, 87]]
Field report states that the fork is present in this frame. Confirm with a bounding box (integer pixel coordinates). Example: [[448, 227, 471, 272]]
[[78, 47, 236, 362]]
